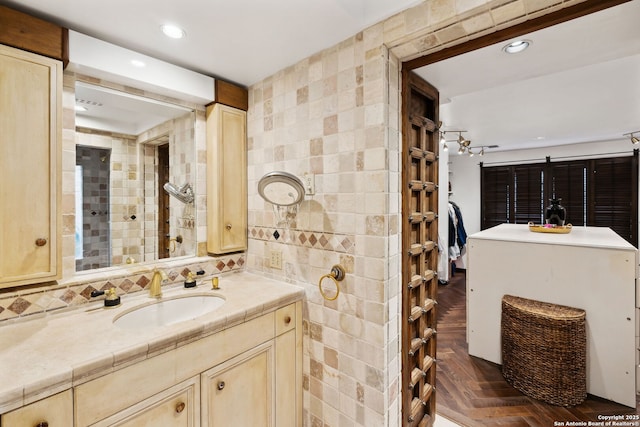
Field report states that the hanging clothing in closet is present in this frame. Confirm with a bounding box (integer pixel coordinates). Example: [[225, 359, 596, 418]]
[[448, 201, 467, 261]]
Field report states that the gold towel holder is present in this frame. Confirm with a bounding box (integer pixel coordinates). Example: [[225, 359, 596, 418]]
[[168, 235, 183, 253], [319, 265, 345, 301]]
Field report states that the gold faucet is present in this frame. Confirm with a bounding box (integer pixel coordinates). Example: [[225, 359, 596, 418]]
[[149, 269, 167, 298]]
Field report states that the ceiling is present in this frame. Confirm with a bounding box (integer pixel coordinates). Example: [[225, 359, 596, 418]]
[[2, 0, 638, 148], [1, 0, 421, 86], [415, 1, 640, 152]]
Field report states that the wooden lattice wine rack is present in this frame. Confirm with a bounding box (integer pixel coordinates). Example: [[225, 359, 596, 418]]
[[401, 72, 439, 427]]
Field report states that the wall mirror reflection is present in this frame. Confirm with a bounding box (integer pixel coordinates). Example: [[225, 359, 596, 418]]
[[74, 81, 197, 271]]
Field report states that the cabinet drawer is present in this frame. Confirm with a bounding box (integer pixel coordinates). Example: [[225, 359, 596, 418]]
[[275, 303, 297, 336], [91, 377, 199, 427], [75, 312, 274, 426], [1, 389, 72, 427]]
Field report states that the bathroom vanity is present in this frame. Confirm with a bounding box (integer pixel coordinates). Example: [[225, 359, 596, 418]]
[[0, 272, 303, 426]]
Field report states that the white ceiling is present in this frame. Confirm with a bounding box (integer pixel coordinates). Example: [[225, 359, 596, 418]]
[[2, 0, 638, 147], [415, 1, 640, 152], [1, 0, 421, 86]]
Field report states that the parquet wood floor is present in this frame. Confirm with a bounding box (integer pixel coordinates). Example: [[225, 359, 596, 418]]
[[435, 270, 639, 427]]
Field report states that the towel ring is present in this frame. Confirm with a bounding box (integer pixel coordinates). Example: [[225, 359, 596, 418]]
[[318, 265, 345, 301]]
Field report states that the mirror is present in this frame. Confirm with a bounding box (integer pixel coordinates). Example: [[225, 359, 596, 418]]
[[257, 171, 305, 206], [257, 171, 306, 228], [74, 81, 197, 271]]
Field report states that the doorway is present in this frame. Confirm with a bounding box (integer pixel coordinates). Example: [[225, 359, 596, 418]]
[[400, 71, 440, 425], [157, 143, 170, 259], [75, 146, 111, 271], [399, 1, 630, 425]]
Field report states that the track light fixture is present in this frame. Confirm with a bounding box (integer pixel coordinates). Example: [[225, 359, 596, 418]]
[[623, 131, 640, 144], [439, 126, 492, 156]]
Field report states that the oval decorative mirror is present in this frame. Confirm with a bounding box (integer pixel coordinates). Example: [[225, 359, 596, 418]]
[[258, 171, 306, 206]]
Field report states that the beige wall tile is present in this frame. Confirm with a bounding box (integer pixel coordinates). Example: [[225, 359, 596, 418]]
[[244, 1, 589, 425]]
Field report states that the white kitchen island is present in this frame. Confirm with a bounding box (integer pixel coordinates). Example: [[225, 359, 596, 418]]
[[466, 223, 638, 407]]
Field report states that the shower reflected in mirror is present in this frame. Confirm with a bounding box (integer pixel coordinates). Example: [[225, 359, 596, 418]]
[[74, 81, 197, 271], [163, 182, 194, 204]]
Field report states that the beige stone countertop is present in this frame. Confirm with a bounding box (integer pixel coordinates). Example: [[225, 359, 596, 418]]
[[0, 271, 304, 414]]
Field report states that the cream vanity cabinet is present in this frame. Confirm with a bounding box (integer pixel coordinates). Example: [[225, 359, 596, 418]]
[[206, 103, 247, 254], [200, 303, 300, 427], [73, 302, 301, 427], [0, 43, 61, 288], [1, 389, 73, 427], [201, 342, 273, 426]]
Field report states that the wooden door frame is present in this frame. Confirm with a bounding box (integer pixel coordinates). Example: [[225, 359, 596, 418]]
[[399, 0, 629, 424], [157, 143, 170, 259]]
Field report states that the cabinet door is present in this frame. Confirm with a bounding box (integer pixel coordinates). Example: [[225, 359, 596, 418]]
[[90, 377, 199, 427], [1, 389, 72, 427], [201, 341, 274, 427], [0, 44, 61, 287], [206, 103, 247, 254]]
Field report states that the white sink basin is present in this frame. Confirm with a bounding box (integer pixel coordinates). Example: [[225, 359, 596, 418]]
[[113, 294, 225, 329]]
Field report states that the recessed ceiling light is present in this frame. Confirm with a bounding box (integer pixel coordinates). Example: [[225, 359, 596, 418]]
[[502, 39, 531, 54], [161, 24, 186, 39], [130, 59, 146, 67]]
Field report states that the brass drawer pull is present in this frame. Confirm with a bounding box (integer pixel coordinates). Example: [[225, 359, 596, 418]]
[[35, 422, 49, 427], [284, 315, 291, 325], [175, 402, 186, 413], [35, 238, 47, 247], [226, 223, 232, 230], [217, 381, 226, 390]]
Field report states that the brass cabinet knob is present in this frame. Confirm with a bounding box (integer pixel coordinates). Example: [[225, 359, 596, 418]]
[[217, 381, 225, 390], [35, 422, 49, 427], [35, 238, 47, 247], [225, 223, 232, 230], [175, 402, 186, 413], [284, 315, 292, 325]]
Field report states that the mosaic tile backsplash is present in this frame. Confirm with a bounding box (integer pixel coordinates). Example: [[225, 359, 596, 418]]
[[0, 255, 244, 322]]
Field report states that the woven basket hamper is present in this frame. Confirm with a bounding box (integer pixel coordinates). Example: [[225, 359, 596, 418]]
[[501, 294, 586, 406]]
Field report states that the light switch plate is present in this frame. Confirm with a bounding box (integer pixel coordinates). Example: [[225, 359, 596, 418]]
[[303, 172, 315, 195]]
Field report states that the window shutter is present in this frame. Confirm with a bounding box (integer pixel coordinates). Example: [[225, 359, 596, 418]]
[[549, 162, 587, 226], [481, 166, 511, 229], [590, 156, 636, 244], [479, 153, 637, 246], [513, 165, 544, 224]]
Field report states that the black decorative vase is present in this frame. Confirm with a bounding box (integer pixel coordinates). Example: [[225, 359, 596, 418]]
[[545, 198, 566, 226]]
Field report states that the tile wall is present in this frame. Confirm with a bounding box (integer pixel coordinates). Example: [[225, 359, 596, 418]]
[[75, 145, 111, 270], [139, 112, 198, 261], [75, 130, 141, 267], [245, 1, 589, 426]]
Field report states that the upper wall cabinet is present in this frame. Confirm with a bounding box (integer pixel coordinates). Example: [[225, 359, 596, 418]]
[[0, 44, 62, 287], [206, 103, 247, 254]]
